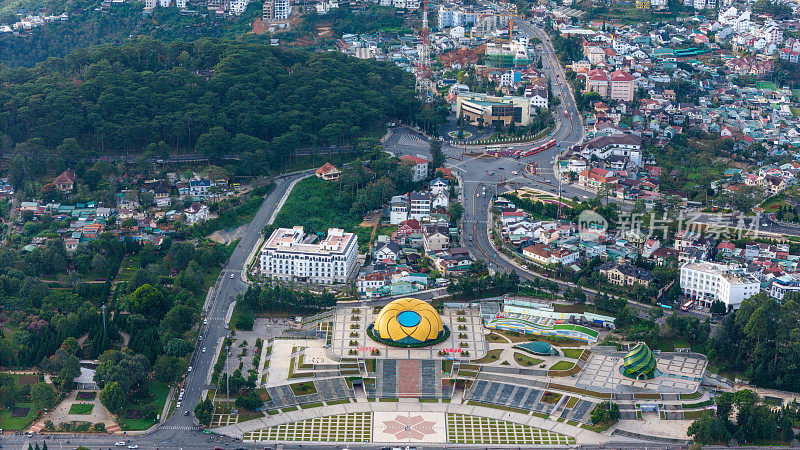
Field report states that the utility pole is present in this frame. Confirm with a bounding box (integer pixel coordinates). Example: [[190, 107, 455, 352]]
[[225, 346, 230, 403]]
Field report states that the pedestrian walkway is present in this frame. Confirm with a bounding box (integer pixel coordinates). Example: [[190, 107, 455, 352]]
[[397, 134, 427, 148]]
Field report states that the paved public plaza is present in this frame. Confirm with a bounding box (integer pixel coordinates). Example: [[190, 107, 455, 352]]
[[237, 408, 581, 445], [329, 306, 488, 360], [574, 351, 705, 394]]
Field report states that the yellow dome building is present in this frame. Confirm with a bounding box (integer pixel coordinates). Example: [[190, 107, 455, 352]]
[[369, 298, 448, 347]]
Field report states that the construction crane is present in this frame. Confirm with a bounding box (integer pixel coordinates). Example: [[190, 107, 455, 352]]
[[476, 12, 522, 42], [415, 0, 433, 103]]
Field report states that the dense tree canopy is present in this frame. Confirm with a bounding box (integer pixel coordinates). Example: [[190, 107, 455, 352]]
[[0, 39, 422, 174], [710, 293, 800, 392]]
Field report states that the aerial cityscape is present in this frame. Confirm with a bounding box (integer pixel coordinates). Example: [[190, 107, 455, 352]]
[[0, 0, 799, 446]]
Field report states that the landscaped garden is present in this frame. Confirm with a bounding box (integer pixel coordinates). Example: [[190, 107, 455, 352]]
[[118, 381, 170, 431], [290, 381, 317, 396], [513, 352, 544, 367], [76, 392, 97, 401], [0, 372, 43, 430]]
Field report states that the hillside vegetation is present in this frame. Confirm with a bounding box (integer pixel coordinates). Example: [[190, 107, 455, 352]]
[[0, 38, 422, 181]]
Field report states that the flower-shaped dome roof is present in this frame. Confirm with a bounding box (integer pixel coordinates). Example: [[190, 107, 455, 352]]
[[374, 298, 444, 344]]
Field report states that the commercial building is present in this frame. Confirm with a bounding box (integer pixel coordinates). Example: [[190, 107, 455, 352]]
[[263, 0, 291, 21], [260, 226, 358, 284], [580, 69, 635, 102], [609, 70, 635, 102], [580, 134, 643, 167], [454, 93, 533, 128], [679, 262, 760, 309], [438, 5, 477, 28]]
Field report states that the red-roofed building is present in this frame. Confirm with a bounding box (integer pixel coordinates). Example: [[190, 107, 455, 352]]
[[397, 218, 422, 237], [609, 69, 634, 101], [500, 210, 526, 225], [315, 163, 341, 181], [578, 167, 618, 191], [54, 169, 77, 193], [399, 155, 429, 182], [583, 68, 610, 98]]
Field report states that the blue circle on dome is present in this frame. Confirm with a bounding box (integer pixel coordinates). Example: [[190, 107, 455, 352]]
[[397, 310, 421, 327]]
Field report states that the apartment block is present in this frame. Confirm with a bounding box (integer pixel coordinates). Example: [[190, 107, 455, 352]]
[[263, 0, 291, 21]]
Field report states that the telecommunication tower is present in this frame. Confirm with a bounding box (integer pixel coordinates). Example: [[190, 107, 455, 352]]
[[415, 0, 433, 102]]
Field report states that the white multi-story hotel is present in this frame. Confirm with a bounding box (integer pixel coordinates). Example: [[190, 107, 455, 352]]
[[679, 262, 760, 310], [260, 226, 358, 284]]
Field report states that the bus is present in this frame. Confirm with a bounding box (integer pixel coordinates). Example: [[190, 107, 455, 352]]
[[514, 139, 557, 158], [680, 300, 695, 311]]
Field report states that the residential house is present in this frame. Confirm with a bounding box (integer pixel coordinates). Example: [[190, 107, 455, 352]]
[[189, 180, 211, 198], [423, 225, 449, 252], [400, 155, 429, 182], [375, 241, 401, 263], [315, 163, 342, 181], [599, 261, 654, 287], [54, 170, 77, 193], [184, 202, 210, 224]]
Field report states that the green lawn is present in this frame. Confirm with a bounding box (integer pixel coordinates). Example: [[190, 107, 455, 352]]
[[513, 352, 544, 367], [119, 381, 170, 431], [290, 381, 317, 396], [69, 403, 94, 415], [273, 177, 360, 232], [755, 81, 778, 91], [472, 349, 503, 364], [550, 361, 576, 371], [561, 349, 584, 359], [0, 402, 38, 430], [0, 374, 42, 430]]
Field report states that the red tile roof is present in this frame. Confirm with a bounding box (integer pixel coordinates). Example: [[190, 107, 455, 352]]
[[400, 155, 429, 165]]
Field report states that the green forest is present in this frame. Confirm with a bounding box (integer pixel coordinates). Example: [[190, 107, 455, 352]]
[[0, 0, 263, 66], [0, 38, 433, 183], [710, 293, 800, 392]]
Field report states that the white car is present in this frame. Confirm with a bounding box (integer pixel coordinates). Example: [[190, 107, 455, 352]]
[[115, 443, 125, 447], [203, 318, 208, 325], [230, 273, 234, 279], [202, 347, 206, 353], [128, 445, 139, 449]]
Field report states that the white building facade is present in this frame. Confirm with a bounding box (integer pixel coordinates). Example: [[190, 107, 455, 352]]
[[260, 226, 358, 284], [679, 262, 760, 310]]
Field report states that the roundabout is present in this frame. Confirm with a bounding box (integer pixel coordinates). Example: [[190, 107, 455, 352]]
[[447, 130, 473, 139]]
